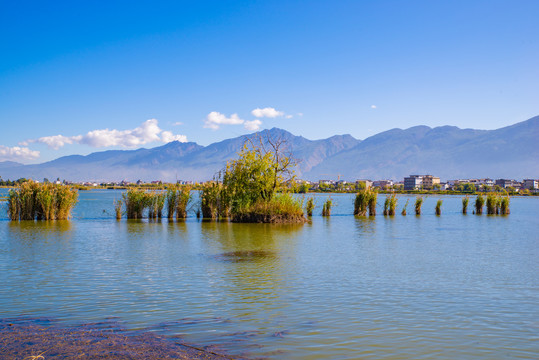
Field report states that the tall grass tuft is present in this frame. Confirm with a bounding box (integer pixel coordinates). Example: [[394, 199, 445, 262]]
[[322, 197, 332, 216], [7, 180, 78, 221], [367, 191, 377, 216], [462, 196, 469, 214], [383, 196, 390, 215], [306, 197, 315, 217], [115, 199, 122, 220], [176, 186, 192, 219], [123, 188, 148, 219], [435, 199, 442, 215], [401, 199, 409, 216], [500, 196, 510, 215], [200, 182, 227, 219], [232, 194, 305, 223], [486, 193, 497, 215], [354, 190, 370, 216], [388, 194, 397, 216], [414, 196, 424, 215], [155, 192, 166, 219], [166, 186, 178, 219], [475, 194, 485, 215]]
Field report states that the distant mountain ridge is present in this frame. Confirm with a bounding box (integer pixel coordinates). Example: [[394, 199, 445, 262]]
[[1, 116, 538, 182]]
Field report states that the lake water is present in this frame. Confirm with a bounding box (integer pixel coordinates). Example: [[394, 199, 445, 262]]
[[0, 189, 537, 359]]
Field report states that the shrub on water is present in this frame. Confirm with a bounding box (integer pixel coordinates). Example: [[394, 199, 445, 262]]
[[435, 199, 442, 215], [383, 196, 390, 216], [322, 198, 332, 216], [367, 191, 377, 216], [462, 196, 469, 214], [414, 196, 424, 215], [306, 197, 315, 217], [475, 194, 485, 215]]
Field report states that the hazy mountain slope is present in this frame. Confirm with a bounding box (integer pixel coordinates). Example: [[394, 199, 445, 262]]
[[0, 117, 537, 182], [305, 116, 538, 180]]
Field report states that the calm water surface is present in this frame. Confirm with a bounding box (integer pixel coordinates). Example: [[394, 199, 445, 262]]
[[0, 189, 537, 359]]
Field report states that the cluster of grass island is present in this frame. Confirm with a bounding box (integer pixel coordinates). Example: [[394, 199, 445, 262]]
[[4, 136, 512, 223]]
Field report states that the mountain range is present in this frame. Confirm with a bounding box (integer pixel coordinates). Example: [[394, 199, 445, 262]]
[[1, 116, 538, 182]]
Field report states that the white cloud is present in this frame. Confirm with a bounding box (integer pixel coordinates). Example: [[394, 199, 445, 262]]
[[204, 111, 245, 130], [172, 121, 183, 126], [161, 131, 187, 143], [371, 105, 377, 109], [297, 112, 304, 117], [244, 119, 262, 131], [0, 145, 40, 161], [25, 134, 76, 150], [285, 114, 293, 119], [251, 107, 285, 118], [24, 119, 187, 149]]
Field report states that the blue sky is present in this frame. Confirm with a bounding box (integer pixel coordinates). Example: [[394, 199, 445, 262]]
[[1, 0, 538, 163]]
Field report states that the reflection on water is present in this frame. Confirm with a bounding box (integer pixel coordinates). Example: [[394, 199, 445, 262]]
[[0, 193, 538, 359]]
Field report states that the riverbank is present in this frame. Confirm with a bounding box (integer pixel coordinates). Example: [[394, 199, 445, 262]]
[[0, 318, 239, 360]]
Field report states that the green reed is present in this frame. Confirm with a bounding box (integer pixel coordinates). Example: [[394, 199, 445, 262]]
[[435, 199, 442, 215], [306, 197, 315, 217], [367, 191, 377, 216], [176, 186, 192, 219], [401, 199, 409, 215], [500, 196, 510, 215], [322, 197, 332, 216], [474, 193, 485, 215], [462, 196, 469, 214], [414, 196, 424, 215], [354, 189, 370, 216], [7, 181, 78, 221]]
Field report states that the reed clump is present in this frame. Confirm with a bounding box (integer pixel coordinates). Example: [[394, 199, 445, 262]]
[[7, 180, 78, 221], [123, 188, 148, 219], [486, 193, 497, 215], [435, 199, 442, 215], [475, 194, 485, 215], [388, 194, 397, 215], [322, 197, 332, 216], [147, 191, 166, 219], [383, 194, 397, 215], [175, 186, 192, 219], [166, 186, 178, 219], [232, 194, 305, 223], [500, 196, 510, 215], [462, 196, 469, 214], [114, 199, 122, 220], [306, 197, 315, 217], [401, 199, 409, 215], [414, 196, 424, 215], [200, 181, 227, 219], [367, 191, 377, 216], [354, 189, 370, 216]]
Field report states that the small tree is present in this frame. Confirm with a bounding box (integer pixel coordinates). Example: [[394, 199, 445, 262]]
[[222, 134, 304, 223]]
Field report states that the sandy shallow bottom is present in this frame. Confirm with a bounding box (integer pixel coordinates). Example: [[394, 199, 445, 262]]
[[0, 318, 240, 360]]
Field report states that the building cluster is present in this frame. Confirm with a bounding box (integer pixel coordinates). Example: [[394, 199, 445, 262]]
[[298, 175, 539, 193]]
